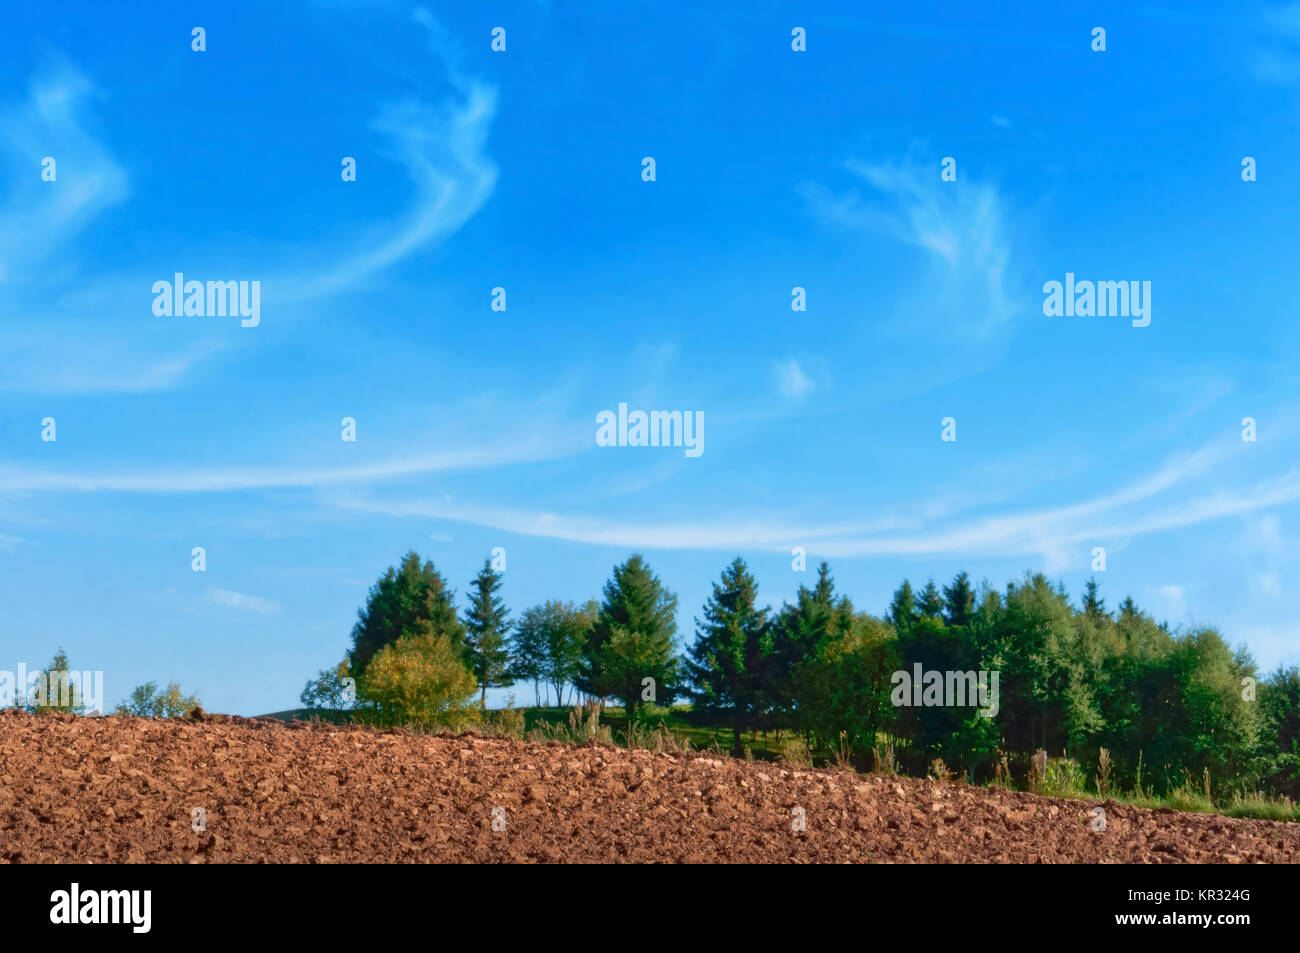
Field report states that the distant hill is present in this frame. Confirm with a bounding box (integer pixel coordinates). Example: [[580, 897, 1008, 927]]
[[258, 708, 355, 725]]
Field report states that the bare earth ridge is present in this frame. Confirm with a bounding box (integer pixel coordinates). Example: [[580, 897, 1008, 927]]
[[3, 709, 1297, 864]]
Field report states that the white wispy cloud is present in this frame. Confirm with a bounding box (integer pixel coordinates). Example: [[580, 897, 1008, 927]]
[[0, 330, 224, 395], [274, 10, 498, 303], [327, 432, 1300, 562], [206, 589, 281, 615], [0, 59, 128, 284], [0, 437, 577, 494], [773, 358, 814, 402], [802, 155, 1019, 340], [331, 496, 920, 550], [5, 14, 498, 397]]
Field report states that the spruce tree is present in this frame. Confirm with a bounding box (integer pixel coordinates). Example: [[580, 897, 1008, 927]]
[[918, 579, 945, 620], [888, 580, 918, 634], [1082, 577, 1108, 621], [687, 557, 771, 755], [1117, 595, 1141, 623], [463, 558, 512, 707], [768, 563, 852, 717], [942, 572, 976, 628], [577, 554, 679, 714], [347, 552, 463, 678]]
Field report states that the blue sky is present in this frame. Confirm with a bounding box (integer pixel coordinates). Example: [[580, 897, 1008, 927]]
[[2, 1, 1298, 715]]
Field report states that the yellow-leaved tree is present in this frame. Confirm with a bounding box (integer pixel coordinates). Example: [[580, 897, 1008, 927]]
[[359, 621, 478, 729]]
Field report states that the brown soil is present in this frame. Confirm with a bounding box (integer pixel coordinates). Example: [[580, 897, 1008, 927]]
[[3, 709, 1297, 863]]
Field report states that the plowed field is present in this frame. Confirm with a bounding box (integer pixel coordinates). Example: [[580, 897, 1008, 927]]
[[3, 709, 1297, 863]]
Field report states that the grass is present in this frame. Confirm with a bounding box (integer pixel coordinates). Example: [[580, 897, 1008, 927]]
[[1223, 793, 1300, 822], [273, 703, 792, 760], [996, 752, 1300, 823], [519, 705, 787, 760]]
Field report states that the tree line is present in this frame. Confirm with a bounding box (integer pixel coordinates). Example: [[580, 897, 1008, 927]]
[[300, 550, 1300, 800]]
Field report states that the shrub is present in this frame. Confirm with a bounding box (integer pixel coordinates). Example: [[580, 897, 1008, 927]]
[[928, 758, 955, 781], [114, 681, 200, 718], [830, 731, 855, 770], [1031, 755, 1088, 798], [358, 625, 478, 729], [992, 749, 1013, 788], [479, 700, 526, 738], [1095, 747, 1113, 796], [872, 742, 898, 776], [525, 704, 613, 746], [1163, 769, 1215, 813], [779, 736, 812, 768]]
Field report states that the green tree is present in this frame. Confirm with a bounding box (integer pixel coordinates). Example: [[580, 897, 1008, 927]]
[[979, 574, 1103, 755], [1260, 667, 1300, 798], [1261, 666, 1300, 756], [300, 660, 356, 710], [463, 558, 512, 707], [1160, 629, 1261, 790], [888, 580, 918, 636], [511, 606, 547, 706], [769, 563, 854, 723], [1092, 595, 1174, 787], [347, 552, 464, 678], [115, 681, 201, 718], [515, 599, 596, 706], [550, 600, 597, 705], [794, 613, 899, 761], [917, 579, 945, 621], [894, 614, 956, 756], [942, 572, 976, 629], [578, 554, 680, 715], [25, 649, 85, 714], [687, 557, 771, 755], [1081, 577, 1108, 622]]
